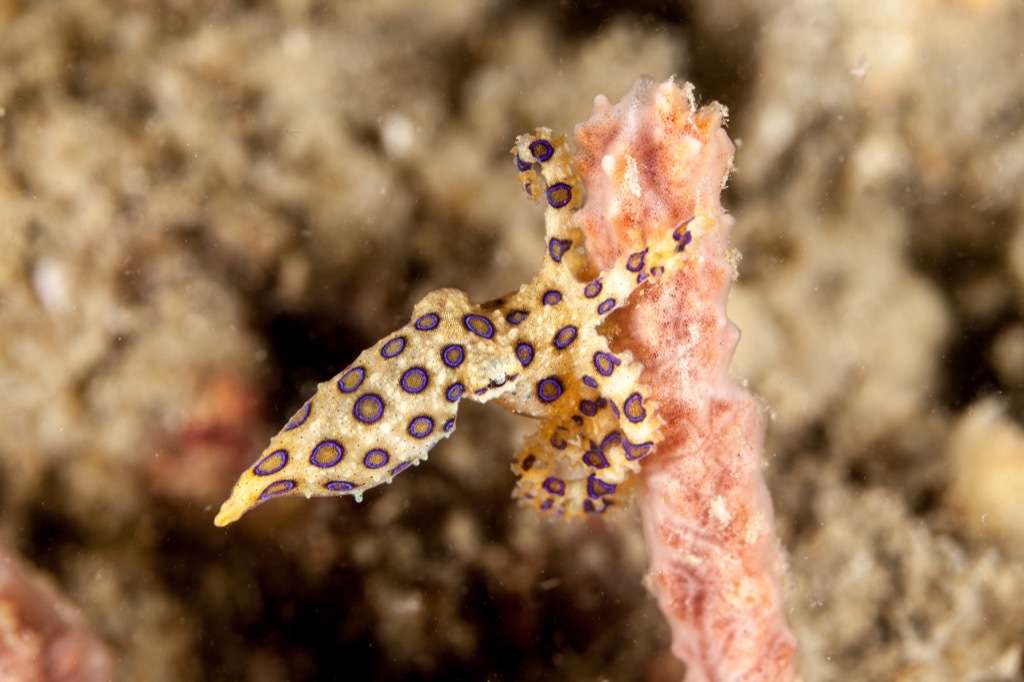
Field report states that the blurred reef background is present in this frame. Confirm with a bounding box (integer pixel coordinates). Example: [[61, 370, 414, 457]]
[[1, 0, 1023, 680]]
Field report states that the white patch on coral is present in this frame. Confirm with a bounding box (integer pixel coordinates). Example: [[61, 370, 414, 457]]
[[624, 154, 642, 197], [710, 495, 732, 527]]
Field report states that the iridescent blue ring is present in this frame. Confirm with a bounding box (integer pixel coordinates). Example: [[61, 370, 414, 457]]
[[363, 448, 390, 469], [325, 481, 356, 492], [259, 480, 295, 500], [537, 377, 564, 403], [253, 449, 288, 476], [587, 474, 616, 499], [442, 344, 465, 368], [353, 394, 385, 424], [624, 393, 647, 423], [546, 183, 572, 208], [338, 367, 365, 393], [400, 367, 429, 394], [284, 403, 311, 431], [415, 313, 439, 331], [516, 343, 534, 367], [553, 325, 577, 349], [543, 290, 562, 306], [548, 238, 571, 262], [310, 440, 345, 468], [529, 139, 554, 162], [381, 336, 406, 359], [445, 383, 464, 402], [543, 477, 566, 496], [463, 314, 494, 339], [506, 310, 528, 325], [408, 416, 434, 439]]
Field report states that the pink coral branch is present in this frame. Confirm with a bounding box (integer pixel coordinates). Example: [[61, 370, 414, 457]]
[[574, 78, 796, 681]]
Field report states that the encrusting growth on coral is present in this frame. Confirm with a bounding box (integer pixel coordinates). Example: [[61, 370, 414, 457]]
[[215, 76, 796, 682]]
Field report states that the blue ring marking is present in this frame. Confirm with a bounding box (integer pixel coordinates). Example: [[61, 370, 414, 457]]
[[516, 342, 534, 367], [553, 325, 577, 349], [444, 418, 455, 432], [550, 434, 567, 450], [390, 461, 412, 476], [623, 438, 653, 461], [593, 352, 620, 376], [408, 416, 434, 439], [353, 394, 385, 424], [543, 290, 562, 306], [584, 279, 602, 298], [588, 474, 616, 499], [381, 336, 406, 359], [579, 400, 598, 416], [600, 432, 622, 451], [310, 440, 345, 468], [540, 500, 553, 511], [325, 481, 356, 492], [626, 249, 648, 272], [609, 401, 620, 419], [400, 367, 429, 394], [414, 313, 439, 331], [445, 383, 464, 402], [363, 448, 390, 469], [441, 344, 465, 368], [673, 216, 695, 241], [259, 480, 295, 500], [582, 449, 609, 469], [546, 183, 572, 208], [529, 139, 554, 162], [253, 449, 288, 476], [463, 314, 495, 339], [284, 403, 311, 431], [338, 367, 365, 393], [548, 238, 572, 262], [515, 154, 532, 172], [543, 477, 566, 496], [597, 298, 615, 315], [582, 376, 598, 389], [506, 310, 529, 325], [624, 393, 647, 423], [537, 377, 564, 403]]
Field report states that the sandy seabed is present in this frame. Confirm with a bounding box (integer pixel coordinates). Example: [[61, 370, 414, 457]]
[[1, 1, 1023, 680]]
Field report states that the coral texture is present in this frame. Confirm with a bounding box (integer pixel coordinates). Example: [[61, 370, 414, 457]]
[[574, 78, 796, 681]]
